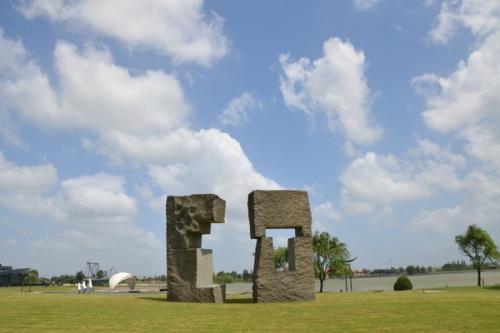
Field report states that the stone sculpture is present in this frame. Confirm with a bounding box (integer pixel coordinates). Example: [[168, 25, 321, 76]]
[[166, 194, 226, 303], [248, 190, 315, 302]]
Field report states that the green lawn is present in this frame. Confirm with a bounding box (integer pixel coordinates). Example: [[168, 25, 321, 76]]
[[0, 286, 499, 332]]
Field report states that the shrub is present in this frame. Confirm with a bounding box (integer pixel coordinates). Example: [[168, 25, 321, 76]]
[[393, 275, 413, 291]]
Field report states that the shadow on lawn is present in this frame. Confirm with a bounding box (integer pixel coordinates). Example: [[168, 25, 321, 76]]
[[485, 285, 500, 291], [138, 296, 254, 304], [139, 297, 168, 302], [224, 297, 253, 304]]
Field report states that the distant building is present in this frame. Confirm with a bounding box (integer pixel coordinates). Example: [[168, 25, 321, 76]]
[[0, 263, 31, 287]]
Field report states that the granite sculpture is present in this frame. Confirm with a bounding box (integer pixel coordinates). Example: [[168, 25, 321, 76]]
[[248, 190, 315, 302], [166, 194, 226, 303]]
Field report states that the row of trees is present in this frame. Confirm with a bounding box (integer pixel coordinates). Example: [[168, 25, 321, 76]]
[[369, 265, 434, 276], [273, 224, 499, 291], [213, 270, 252, 284]]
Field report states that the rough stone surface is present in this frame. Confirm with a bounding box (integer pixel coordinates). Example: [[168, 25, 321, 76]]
[[166, 194, 226, 303], [248, 190, 312, 239], [249, 190, 315, 302]]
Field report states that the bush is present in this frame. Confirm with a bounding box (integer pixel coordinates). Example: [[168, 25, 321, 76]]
[[393, 275, 413, 291]]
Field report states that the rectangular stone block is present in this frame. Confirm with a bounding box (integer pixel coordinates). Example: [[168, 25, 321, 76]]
[[167, 248, 225, 303], [167, 194, 225, 250], [166, 193, 226, 303], [248, 190, 312, 239], [252, 237, 315, 302]]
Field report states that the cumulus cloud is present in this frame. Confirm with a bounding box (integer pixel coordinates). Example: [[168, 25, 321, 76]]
[[353, 0, 380, 11], [219, 92, 262, 127], [415, 29, 500, 170], [34, 174, 161, 274], [406, 0, 500, 236], [0, 150, 57, 194], [279, 37, 382, 145], [145, 128, 281, 271], [16, 0, 229, 66], [0, 153, 161, 275], [147, 129, 281, 232], [411, 171, 500, 233], [312, 202, 342, 231], [429, 0, 500, 44], [429, 4, 500, 166], [0, 35, 190, 135], [340, 139, 465, 214], [0, 27, 282, 273]]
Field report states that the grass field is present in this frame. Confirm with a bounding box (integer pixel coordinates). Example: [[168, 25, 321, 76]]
[[1, 286, 499, 332]]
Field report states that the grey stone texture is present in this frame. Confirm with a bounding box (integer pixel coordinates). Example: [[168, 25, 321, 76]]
[[166, 194, 226, 303], [249, 190, 315, 302]]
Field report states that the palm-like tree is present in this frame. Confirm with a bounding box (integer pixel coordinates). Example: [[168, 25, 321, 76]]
[[313, 231, 356, 293]]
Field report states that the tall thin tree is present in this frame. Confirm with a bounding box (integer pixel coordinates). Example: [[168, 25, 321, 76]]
[[455, 224, 499, 286]]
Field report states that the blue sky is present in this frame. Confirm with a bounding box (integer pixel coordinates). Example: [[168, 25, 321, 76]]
[[1, 0, 500, 277]]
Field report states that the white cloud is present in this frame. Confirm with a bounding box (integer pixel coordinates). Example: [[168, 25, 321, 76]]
[[340, 140, 465, 214], [0, 151, 57, 194], [56, 174, 137, 225], [219, 92, 262, 127], [0, 28, 59, 130], [353, 0, 380, 11], [312, 202, 342, 231], [341, 152, 429, 213], [146, 128, 282, 271], [148, 129, 281, 229], [0, 111, 24, 147], [409, 2, 500, 236], [414, 31, 500, 169], [0, 24, 282, 273], [16, 0, 229, 66], [279, 37, 382, 145], [0, 157, 161, 275], [411, 171, 500, 233], [429, 0, 500, 44], [0, 32, 190, 136], [0, 170, 137, 227], [53, 42, 190, 134]]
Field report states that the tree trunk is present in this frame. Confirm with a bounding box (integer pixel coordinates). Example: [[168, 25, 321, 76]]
[[477, 266, 481, 287], [344, 275, 348, 292], [319, 278, 324, 293]]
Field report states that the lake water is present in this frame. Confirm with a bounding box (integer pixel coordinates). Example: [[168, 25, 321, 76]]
[[225, 270, 500, 293]]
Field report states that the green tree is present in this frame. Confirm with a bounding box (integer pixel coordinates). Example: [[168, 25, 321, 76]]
[[406, 265, 416, 275], [26, 269, 39, 292], [312, 231, 353, 293], [75, 271, 85, 283], [274, 246, 288, 271], [242, 269, 251, 280], [455, 224, 499, 286], [95, 270, 106, 279]]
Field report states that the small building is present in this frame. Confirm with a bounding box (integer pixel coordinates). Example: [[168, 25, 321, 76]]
[[0, 264, 31, 287]]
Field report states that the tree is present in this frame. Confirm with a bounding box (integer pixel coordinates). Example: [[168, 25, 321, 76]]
[[312, 231, 354, 293], [26, 269, 39, 291], [406, 265, 416, 275], [455, 225, 499, 287], [274, 246, 288, 271], [242, 269, 251, 280], [95, 270, 106, 279], [75, 271, 85, 283]]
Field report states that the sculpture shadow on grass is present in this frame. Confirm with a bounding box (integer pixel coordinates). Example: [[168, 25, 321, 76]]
[[139, 296, 253, 304], [138, 297, 168, 302]]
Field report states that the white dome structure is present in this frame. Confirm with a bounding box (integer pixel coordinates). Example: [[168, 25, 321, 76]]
[[109, 272, 136, 290]]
